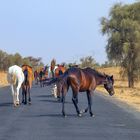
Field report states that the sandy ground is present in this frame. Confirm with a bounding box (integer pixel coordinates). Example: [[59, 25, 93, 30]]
[[97, 67, 140, 112], [0, 68, 140, 112], [0, 71, 8, 87]]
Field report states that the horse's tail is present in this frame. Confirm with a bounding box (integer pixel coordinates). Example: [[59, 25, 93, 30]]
[[46, 73, 68, 86], [13, 74, 17, 85], [46, 77, 59, 86], [23, 69, 28, 85], [7, 73, 17, 85]]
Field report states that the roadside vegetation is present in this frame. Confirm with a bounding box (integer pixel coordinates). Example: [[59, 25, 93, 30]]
[[0, 49, 44, 71]]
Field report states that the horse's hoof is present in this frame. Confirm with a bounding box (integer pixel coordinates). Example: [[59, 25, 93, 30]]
[[57, 96, 60, 99], [28, 102, 31, 105], [57, 98, 61, 102], [80, 110, 85, 114], [14, 104, 19, 107], [62, 112, 67, 117], [78, 113, 82, 117], [62, 114, 67, 118], [85, 108, 88, 113], [15, 101, 20, 106], [63, 115, 67, 118], [90, 114, 95, 118]]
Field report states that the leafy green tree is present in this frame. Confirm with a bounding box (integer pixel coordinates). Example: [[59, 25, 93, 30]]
[[6, 54, 15, 67], [23, 56, 44, 69], [101, 2, 140, 87], [0, 50, 8, 71], [22, 57, 31, 66], [80, 56, 98, 68], [13, 53, 23, 66], [0, 49, 44, 71]]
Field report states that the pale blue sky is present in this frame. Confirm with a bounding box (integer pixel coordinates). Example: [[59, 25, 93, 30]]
[[0, 0, 136, 65]]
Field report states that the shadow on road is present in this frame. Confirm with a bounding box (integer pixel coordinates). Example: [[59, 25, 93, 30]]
[[39, 99, 60, 103], [31, 113, 80, 118], [36, 95, 53, 98], [0, 102, 12, 107], [39, 99, 73, 104]]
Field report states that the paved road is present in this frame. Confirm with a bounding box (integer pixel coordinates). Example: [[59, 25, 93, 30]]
[[0, 85, 140, 140]]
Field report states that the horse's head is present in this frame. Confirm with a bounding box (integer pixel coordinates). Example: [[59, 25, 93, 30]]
[[104, 75, 115, 96]]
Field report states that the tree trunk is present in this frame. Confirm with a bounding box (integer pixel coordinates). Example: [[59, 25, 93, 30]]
[[128, 74, 134, 88], [128, 43, 135, 88]]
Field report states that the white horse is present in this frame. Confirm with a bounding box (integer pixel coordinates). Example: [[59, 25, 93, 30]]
[[7, 65, 24, 106], [48, 66, 58, 98]]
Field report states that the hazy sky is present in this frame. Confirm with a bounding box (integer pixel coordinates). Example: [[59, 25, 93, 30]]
[[0, 0, 136, 65]]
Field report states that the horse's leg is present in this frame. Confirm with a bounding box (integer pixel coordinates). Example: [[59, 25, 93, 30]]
[[37, 77, 39, 85], [61, 92, 66, 117], [13, 85, 19, 106], [86, 90, 94, 117], [16, 82, 22, 106], [40, 79, 43, 87], [61, 84, 68, 117], [22, 86, 25, 103], [34, 76, 36, 85], [53, 84, 57, 98], [72, 93, 81, 117], [24, 85, 27, 104], [56, 84, 61, 101], [80, 91, 89, 114], [16, 83, 21, 103], [11, 85, 16, 106], [28, 86, 31, 104], [51, 84, 56, 98]]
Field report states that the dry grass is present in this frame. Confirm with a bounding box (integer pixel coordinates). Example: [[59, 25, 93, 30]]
[[96, 67, 140, 111], [0, 71, 8, 87]]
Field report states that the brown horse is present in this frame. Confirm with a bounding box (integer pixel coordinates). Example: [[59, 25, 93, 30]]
[[54, 65, 67, 99], [22, 65, 34, 104], [55, 64, 66, 77], [47, 67, 115, 117], [34, 70, 39, 85]]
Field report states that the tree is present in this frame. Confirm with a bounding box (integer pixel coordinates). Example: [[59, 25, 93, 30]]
[[80, 56, 98, 68], [0, 49, 44, 71], [23, 56, 44, 68], [0, 50, 8, 71], [13, 53, 23, 66], [101, 2, 140, 87]]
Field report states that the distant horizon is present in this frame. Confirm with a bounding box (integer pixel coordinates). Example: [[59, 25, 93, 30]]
[[0, 0, 136, 65], [0, 48, 102, 65]]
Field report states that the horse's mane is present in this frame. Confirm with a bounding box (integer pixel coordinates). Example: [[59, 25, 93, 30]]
[[22, 64, 32, 69], [83, 67, 106, 78]]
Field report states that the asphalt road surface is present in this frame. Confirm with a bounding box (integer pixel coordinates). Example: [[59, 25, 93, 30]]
[[0, 84, 140, 140]]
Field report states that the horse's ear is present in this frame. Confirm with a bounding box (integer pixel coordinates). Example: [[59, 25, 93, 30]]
[[103, 72, 106, 76], [111, 75, 113, 79]]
